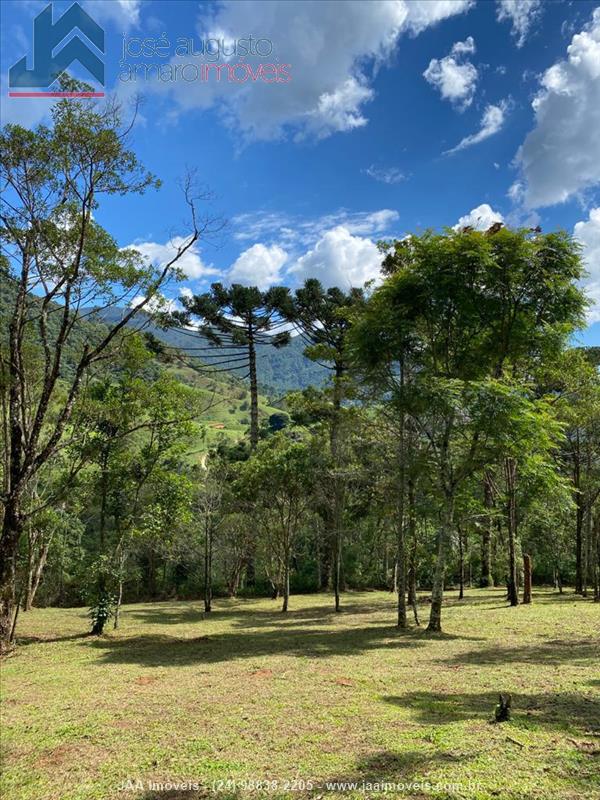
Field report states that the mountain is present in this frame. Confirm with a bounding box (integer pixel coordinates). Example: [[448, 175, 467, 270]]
[[95, 307, 329, 397], [0, 276, 284, 454]]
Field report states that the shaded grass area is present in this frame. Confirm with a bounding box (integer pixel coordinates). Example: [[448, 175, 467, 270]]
[[1, 589, 599, 800]]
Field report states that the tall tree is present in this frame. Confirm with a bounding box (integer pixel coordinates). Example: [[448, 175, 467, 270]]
[[235, 433, 316, 612], [0, 92, 216, 647], [279, 279, 364, 611], [174, 284, 291, 449], [351, 227, 586, 632]]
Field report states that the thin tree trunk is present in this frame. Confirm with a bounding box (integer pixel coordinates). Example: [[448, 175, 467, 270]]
[[248, 327, 259, 449], [481, 472, 494, 587], [583, 491, 593, 597], [204, 521, 213, 613], [281, 555, 290, 612], [24, 534, 52, 611], [407, 479, 419, 624], [505, 458, 519, 607], [458, 524, 465, 600], [396, 362, 407, 628], [574, 436, 583, 594], [593, 510, 599, 603], [427, 497, 454, 633], [330, 362, 344, 613], [522, 554, 532, 604]]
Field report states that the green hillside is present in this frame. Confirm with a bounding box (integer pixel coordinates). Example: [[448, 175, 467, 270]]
[[0, 275, 282, 454], [97, 306, 329, 395]]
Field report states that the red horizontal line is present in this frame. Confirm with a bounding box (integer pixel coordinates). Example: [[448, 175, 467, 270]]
[[8, 92, 105, 98]]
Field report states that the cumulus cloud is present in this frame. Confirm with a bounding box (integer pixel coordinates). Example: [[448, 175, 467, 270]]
[[145, 0, 472, 141], [228, 243, 288, 290], [288, 226, 384, 289], [514, 8, 600, 208], [445, 101, 508, 154], [128, 237, 220, 281], [496, 0, 543, 48], [454, 204, 504, 231], [232, 209, 399, 248], [574, 207, 600, 323], [423, 36, 478, 110], [363, 165, 406, 184]]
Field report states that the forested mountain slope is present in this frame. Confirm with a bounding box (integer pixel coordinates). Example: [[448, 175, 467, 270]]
[[0, 274, 282, 452], [97, 306, 328, 395]]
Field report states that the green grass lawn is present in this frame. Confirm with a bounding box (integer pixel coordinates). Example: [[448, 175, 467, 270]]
[[1, 589, 599, 800]]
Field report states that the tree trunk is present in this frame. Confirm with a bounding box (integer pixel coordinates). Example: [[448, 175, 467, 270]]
[[481, 472, 494, 587], [0, 495, 24, 650], [114, 576, 123, 630], [281, 557, 290, 612], [522, 553, 532, 604], [574, 440, 583, 594], [583, 496, 593, 597], [330, 362, 345, 613], [427, 497, 454, 633], [333, 523, 342, 613], [248, 328, 259, 449], [505, 458, 519, 607], [407, 480, 419, 624], [458, 524, 465, 600], [204, 521, 213, 613], [593, 510, 599, 603], [24, 536, 51, 611]]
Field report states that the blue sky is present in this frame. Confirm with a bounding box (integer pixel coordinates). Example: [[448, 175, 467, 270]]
[[2, 0, 599, 345]]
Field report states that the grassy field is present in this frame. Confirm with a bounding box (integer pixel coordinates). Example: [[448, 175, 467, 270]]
[[1, 589, 598, 800]]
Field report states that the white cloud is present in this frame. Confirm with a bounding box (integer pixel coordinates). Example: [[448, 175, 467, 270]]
[[129, 293, 177, 314], [232, 208, 398, 248], [144, 0, 473, 141], [228, 243, 288, 290], [423, 36, 478, 110], [450, 36, 476, 56], [496, 0, 543, 48], [574, 207, 600, 323], [363, 165, 406, 184], [514, 8, 600, 208], [445, 101, 508, 154], [128, 236, 220, 281], [84, 0, 141, 27], [288, 226, 383, 289], [454, 204, 504, 231]]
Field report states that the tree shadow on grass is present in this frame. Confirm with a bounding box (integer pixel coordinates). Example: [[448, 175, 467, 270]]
[[89, 623, 432, 667], [17, 631, 91, 646], [383, 690, 600, 732], [440, 637, 599, 667], [319, 749, 475, 798], [123, 600, 392, 628]]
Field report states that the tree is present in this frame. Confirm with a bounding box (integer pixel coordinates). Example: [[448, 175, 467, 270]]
[[174, 284, 291, 449], [195, 460, 225, 613], [0, 93, 217, 649], [279, 279, 364, 611], [351, 227, 586, 632], [235, 433, 316, 611], [75, 341, 200, 633]]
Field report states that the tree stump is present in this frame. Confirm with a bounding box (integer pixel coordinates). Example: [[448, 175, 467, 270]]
[[522, 554, 532, 604]]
